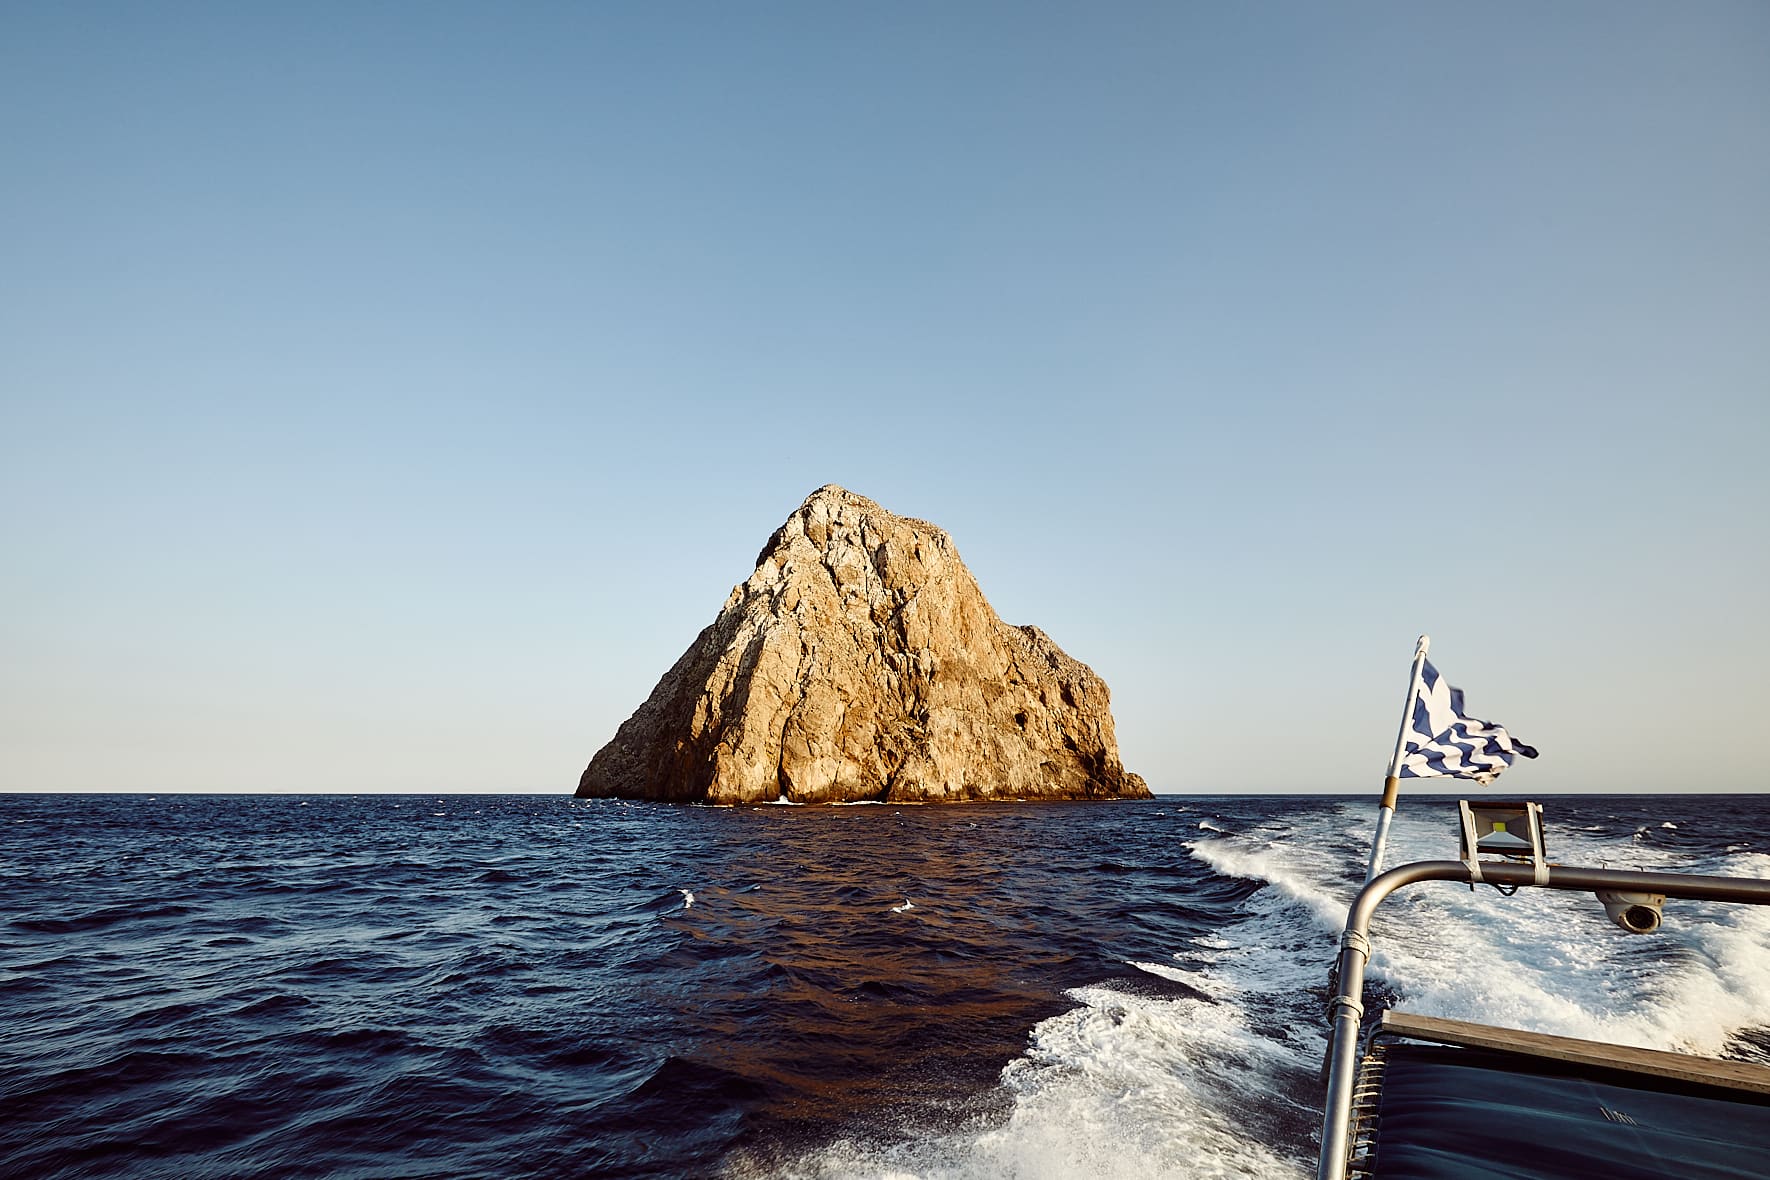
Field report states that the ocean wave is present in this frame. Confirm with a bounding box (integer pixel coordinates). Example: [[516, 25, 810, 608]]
[[2, 792, 1764, 1178]]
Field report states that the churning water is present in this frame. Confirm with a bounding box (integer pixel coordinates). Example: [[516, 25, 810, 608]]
[[3, 793, 1767, 1178]]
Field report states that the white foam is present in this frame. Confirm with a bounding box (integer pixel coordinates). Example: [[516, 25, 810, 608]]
[[1182, 800, 1770, 1058], [890, 900, 914, 914], [1184, 837, 1349, 932], [1129, 960, 1239, 999], [679, 888, 695, 909], [742, 984, 1310, 1179], [1356, 805, 1770, 1057], [733, 799, 1769, 1180]]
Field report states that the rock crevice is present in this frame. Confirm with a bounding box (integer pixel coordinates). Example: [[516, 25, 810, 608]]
[[577, 485, 1150, 804]]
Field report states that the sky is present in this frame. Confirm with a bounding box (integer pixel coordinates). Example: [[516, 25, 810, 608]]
[[3, 2, 1766, 794]]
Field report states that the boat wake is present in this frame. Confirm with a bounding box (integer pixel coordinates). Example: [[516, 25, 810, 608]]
[[5, 793, 1764, 1180], [741, 795, 1770, 1179]]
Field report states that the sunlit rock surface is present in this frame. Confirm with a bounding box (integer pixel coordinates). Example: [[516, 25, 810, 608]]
[[577, 485, 1150, 804]]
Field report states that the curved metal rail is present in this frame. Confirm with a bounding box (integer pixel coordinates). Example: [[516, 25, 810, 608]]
[[1317, 860, 1770, 1180]]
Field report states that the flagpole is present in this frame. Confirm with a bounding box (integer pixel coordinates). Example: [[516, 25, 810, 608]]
[[1365, 635, 1430, 883]]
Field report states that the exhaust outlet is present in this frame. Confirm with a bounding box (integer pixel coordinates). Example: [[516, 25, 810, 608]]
[[1597, 891, 1664, 934]]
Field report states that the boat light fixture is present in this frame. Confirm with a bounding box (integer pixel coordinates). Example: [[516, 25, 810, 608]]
[[1457, 800, 1546, 863], [1456, 800, 1547, 887]]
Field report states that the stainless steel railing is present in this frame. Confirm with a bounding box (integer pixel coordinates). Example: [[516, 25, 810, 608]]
[[1317, 860, 1770, 1180]]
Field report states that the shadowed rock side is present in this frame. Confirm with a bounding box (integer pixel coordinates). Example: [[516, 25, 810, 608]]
[[578, 485, 1151, 804]]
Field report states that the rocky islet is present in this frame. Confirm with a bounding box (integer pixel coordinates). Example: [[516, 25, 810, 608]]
[[578, 485, 1150, 804]]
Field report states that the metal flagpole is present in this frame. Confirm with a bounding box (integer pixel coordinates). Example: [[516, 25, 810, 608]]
[[1365, 635, 1430, 883]]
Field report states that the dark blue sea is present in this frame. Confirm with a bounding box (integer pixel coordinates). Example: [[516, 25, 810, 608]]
[[3, 793, 1767, 1179]]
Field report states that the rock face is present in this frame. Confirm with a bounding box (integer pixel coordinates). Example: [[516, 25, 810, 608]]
[[578, 486, 1150, 804]]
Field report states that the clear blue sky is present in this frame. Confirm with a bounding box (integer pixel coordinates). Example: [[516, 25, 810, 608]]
[[4, 2, 1766, 793]]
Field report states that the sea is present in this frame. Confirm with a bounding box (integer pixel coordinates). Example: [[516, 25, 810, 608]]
[[3, 793, 1768, 1179]]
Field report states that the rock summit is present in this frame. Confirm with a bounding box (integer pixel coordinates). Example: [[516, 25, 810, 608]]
[[577, 486, 1150, 804]]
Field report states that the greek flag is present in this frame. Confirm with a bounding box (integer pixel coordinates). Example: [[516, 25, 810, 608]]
[[1398, 660, 1538, 785]]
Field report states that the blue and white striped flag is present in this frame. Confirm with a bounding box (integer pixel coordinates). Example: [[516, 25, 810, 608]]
[[1398, 659, 1538, 785]]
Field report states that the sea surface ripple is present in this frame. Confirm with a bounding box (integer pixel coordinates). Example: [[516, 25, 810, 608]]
[[2, 793, 1767, 1178]]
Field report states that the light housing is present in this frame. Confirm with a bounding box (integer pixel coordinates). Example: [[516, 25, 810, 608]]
[[1457, 800, 1547, 868]]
